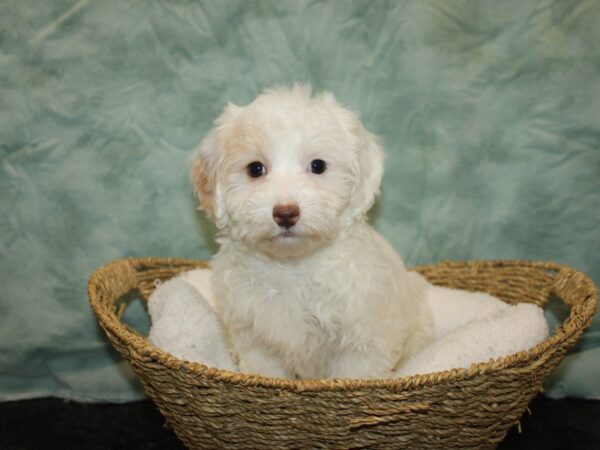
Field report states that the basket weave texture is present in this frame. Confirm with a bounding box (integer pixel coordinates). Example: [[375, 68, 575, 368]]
[[88, 258, 597, 449]]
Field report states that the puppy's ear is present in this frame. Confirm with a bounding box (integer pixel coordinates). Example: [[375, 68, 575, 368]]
[[349, 122, 384, 217], [190, 131, 220, 216], [190, 103, 241, 228], [320, 92, 384, 218]]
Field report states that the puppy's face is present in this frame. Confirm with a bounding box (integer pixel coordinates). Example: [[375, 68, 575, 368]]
[[191, 86, 383, 259]]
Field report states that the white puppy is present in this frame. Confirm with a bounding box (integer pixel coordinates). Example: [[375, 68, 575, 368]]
[[190, 85, 433, 379]]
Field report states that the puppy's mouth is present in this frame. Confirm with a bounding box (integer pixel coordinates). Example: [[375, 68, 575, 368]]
[[263, 229, 301, 242], [276, 230, 297, 239], [262, 226, 326, 245]]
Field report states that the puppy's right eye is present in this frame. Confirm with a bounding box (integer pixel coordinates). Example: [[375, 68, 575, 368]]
[[247, 161, 265, 178]]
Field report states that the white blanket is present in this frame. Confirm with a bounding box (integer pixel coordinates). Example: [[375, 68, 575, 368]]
[[148, 269, 549, 378], [147, 273, 236, 372]]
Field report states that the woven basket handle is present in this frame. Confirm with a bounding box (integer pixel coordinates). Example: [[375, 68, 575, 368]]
[[88, 259, 139, 311], [551, 266, 598, 309], [130, 258, 209, 302]]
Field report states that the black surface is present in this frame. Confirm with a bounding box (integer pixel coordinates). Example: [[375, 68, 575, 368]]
[[0, 395, 598, 449]]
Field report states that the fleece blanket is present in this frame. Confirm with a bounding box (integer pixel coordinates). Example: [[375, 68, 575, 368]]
[[147, 269, 549, 378], [1, 1, 598, 401]]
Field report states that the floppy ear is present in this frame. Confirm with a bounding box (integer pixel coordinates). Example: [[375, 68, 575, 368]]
[[189, 103, 242, 228], [320, 92, 384, 218], [348, 121, 384, 217], [190, 130, 220, 216]]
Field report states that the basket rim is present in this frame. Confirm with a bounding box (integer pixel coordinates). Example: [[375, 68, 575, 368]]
[[88, 257, 598, 394]]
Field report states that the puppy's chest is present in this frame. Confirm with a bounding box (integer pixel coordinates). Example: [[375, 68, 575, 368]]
[[219, 264, 355, 341]]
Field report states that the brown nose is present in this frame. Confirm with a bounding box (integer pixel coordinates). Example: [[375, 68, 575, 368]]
[[273, 204, 300, 229]]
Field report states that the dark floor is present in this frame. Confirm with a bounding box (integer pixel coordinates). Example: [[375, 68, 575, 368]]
[[0, 395, 598, 449]]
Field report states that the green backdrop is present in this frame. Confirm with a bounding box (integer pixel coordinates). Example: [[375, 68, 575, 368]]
[[1, 0, 599, 401]]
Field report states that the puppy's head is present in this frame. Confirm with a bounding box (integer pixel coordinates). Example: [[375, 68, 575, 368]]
[[191, 85, 383, 259]]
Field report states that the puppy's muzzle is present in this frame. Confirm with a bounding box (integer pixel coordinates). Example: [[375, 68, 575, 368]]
[[273, 204, 300, 229]]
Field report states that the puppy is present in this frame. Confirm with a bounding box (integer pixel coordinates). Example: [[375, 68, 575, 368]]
[[191, 85, 433, 379]]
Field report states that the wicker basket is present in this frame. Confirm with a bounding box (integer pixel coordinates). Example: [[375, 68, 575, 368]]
[[88, 258, 597, 449]]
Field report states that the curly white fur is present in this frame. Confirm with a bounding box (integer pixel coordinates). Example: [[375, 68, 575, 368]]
[[191, 85, 434, 379]]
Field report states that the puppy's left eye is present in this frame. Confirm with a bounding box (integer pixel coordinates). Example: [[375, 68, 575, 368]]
[[247, 161, 266, 178], [310, 159, 327, 174]]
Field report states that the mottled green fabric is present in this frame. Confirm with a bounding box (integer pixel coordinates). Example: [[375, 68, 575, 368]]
[[1, 0, 598, 402]]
